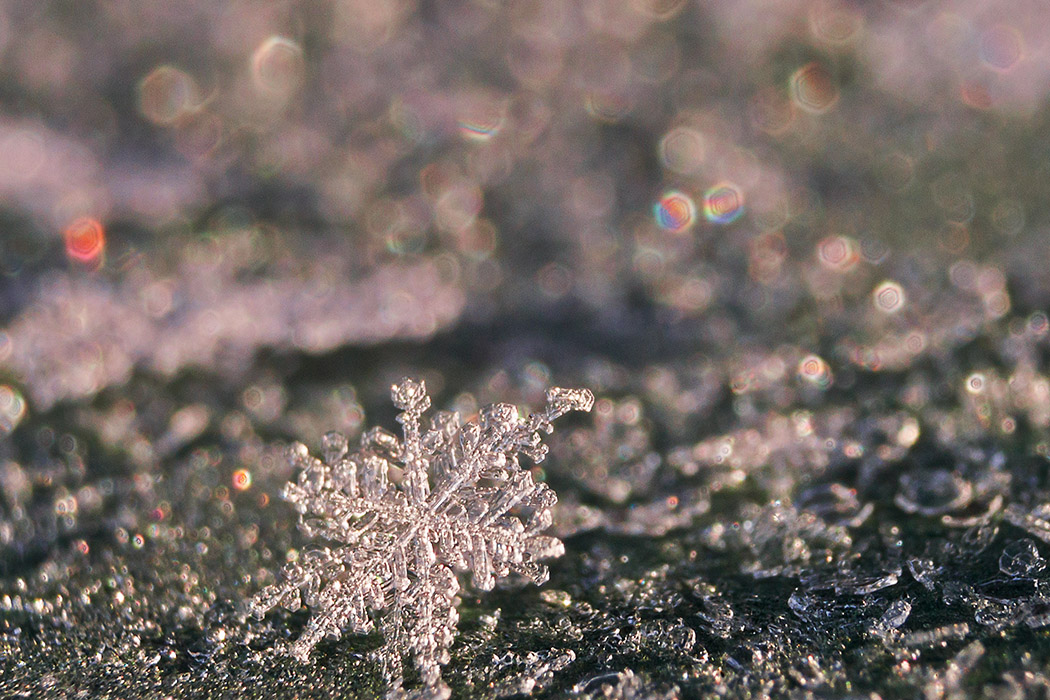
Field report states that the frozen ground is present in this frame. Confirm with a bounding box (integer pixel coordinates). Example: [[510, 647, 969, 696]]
[[3, 0, 1050, 697]]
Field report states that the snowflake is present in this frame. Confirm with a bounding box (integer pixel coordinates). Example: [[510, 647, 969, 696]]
[[249, 377, 593, 696]]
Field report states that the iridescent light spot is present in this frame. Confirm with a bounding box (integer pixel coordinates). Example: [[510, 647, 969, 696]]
[[233, 468, 253, 491], [63, 217, 105, 265], [798, 354, 833, 389], [138, 65, 198, 125], [702, 182, 745, 224], [659, 126, 705, 175], [0, 385, 26, 435], [457, 99, 506, 143], [790, 62, 839, 115], [966, 373, 986, 394], [873, 280, 905, 314], [458, 119, 501, 142], [979, 24, 1025, 73], [817, 235, 859, 272], [252, 36, 304, 96], [653, 190, 696, 232], [860, 237, 891, 265], [1029, 311, 1049, 336]]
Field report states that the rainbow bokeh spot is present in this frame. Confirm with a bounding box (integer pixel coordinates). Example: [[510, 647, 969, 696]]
[[232, 468, 253, 491], [457, 117, 503, 142], [703, 182, 745, 224], [790, 62, 839, 115], [63, 217, 106, 266], [798, 353, 833, 389], [653, 190, 696, 233], [873, 280, 905, 314], [456, 99, 506, 143], [979, 24, 1025, 73]]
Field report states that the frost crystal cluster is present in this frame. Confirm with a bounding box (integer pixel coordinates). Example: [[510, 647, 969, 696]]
[[250, 378, 593, 694]]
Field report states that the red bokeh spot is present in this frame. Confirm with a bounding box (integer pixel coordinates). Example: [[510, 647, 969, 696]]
[[64, 218, 106, 264]]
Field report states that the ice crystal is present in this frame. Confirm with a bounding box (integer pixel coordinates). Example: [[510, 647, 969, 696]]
[[250, 378, 593, 695]]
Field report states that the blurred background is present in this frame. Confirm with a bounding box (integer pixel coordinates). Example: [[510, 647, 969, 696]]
[[3, 0, 1050, 697], [2, 0, 1049, 402]]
